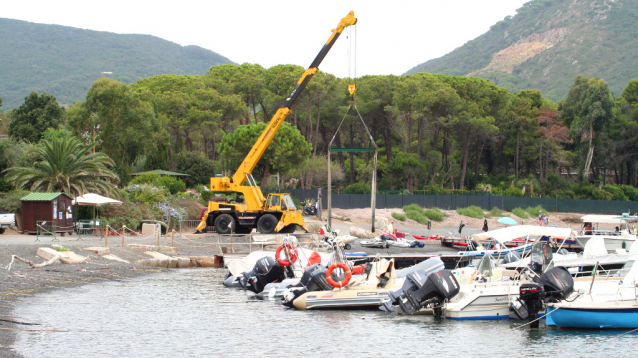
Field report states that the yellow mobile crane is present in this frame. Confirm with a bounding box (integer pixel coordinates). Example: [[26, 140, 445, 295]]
[[196, 11, 357, 235]]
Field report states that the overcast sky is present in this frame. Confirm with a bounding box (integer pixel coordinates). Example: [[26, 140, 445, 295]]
[[4, 0, 529, 78]]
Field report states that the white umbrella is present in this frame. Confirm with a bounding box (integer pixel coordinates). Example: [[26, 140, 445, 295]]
[[73, 193, 122, 206]]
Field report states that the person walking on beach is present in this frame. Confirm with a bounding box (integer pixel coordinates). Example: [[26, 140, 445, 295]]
[[538, 211, 544, 226]]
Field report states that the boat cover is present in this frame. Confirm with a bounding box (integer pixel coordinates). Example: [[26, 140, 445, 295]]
[[471, 225, 575, 244], [580, 215, 623, 224]]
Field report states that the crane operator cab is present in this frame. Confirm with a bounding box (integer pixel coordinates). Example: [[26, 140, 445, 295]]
[[261, 193, 306, 234]]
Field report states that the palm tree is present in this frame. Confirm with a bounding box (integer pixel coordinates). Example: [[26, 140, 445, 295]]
[[4, 136, 119, 197]]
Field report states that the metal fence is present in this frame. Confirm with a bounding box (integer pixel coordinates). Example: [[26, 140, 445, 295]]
[[288, 189, 638, 214]]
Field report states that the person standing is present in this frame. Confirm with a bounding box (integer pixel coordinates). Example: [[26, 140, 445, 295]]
[[538, 211, 544, 226]]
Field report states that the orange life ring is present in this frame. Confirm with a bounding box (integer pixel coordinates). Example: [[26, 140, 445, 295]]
[[275, 244, 298, 267], [326, 262, 352, 288]]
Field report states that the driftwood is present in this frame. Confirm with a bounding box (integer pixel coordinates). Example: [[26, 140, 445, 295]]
[[5, 254, 61, 270]]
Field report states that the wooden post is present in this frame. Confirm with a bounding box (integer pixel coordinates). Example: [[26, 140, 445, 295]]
[[328, 150, 332, 230], [105, 225, 109, 247], [122, 225, 126, 247], [171, 229, 175, 247], [157, 231, 160, 247], [371, 149, 378, 233]]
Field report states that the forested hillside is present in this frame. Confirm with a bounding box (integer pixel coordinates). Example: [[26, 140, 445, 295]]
[[3, 63, 638, 203], [406, 0, 638, 101], [0, 18, 233, 108]]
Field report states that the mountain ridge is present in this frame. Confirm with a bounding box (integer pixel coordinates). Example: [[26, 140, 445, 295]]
[[405, 0, 637, 101], [0, 18, 234, 109]]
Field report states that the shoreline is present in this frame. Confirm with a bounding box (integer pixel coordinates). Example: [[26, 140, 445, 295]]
[[0, 218, 472, 356], [0, 232, 229, 357]]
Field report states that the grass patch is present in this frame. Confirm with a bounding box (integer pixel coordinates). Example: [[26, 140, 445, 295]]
[[402, 204, 428, 224], [391, 212, 406, 221], [456, 206, 485, 219], [424, 207, 445, 221], [51, 244, 70, 252], [403, 204, 425, 214], [489, 207, 504, 217], [525, 205, 549, 218], [511, 207, 529, 219]]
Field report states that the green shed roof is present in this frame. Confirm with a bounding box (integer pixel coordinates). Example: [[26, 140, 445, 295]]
[[21, 192, 64, 201], [128, 169, 189, 177]]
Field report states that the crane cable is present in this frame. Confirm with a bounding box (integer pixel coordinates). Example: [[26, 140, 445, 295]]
[[347, 25, 357, 102]]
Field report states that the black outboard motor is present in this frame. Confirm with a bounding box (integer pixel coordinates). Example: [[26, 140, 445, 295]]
[[240, 256, 286, 294], [539, 266, 574, 302], [517, 283, 544, 328], [509, 266, 574, 327], [282, 264, 332, 308], [467, 239, 479, 251], [380, 270, 460, 317]]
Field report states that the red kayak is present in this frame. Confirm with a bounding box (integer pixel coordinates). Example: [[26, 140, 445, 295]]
[[413, 234, 443, 240]]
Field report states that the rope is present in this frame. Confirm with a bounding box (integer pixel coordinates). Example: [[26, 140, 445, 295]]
[[493, 307, 561, 334], [585, 326, 638, 344]]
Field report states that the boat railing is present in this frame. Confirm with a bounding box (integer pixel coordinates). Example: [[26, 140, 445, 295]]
[[577, 229, 622, 236]]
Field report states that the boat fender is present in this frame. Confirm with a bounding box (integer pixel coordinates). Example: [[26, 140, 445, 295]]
[[275, 244, 299, 267], [326, 262, 352, 288]]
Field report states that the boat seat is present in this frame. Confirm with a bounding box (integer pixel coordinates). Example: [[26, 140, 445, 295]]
[[501, 269, 518, 278]]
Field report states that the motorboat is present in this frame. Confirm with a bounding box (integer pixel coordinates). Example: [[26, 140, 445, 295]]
[[281, 257, 445, 310], [360, 232, 413, 249], [544, 259, 638, 329], [576, 214, 637, 252], [502, 237, 637, 276]]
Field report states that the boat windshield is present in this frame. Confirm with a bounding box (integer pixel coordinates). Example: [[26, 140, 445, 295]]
[[531, 242, 553, 271]]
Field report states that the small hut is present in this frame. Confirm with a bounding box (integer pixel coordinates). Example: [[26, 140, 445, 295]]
[[20, 193, 74, 234]]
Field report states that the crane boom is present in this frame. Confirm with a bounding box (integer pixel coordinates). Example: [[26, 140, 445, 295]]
[[231, 11, 357, 186]]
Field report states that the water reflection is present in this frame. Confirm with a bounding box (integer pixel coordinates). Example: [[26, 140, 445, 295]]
[[13, 268, 638, 358]]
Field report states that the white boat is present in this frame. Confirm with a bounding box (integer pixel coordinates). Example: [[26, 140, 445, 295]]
[[282, 257, 446, 310], [576, 214, 637, 252], [502, 237, 637, 275], [545, 260, 638, 329]]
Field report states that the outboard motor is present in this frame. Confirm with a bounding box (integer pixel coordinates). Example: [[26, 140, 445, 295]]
[[380, 270, 460, 317], [509, 267, 574, 327], [240, 256, 286, 294], [467, 239, 479, 251], [538, 266, 574, 302], [282, 264, 332, 308]]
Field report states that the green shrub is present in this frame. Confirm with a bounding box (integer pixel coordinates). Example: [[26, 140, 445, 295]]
[[405, 211, 429, 225], [525, 205, 549, 218], [603, 184, 629, 201], [402, 204, 428, 224], [172, 197, 206, 220], [0, 190, 31, 213], [342, 182, 372, 194], [489, 207, 504, 217], [570, 183, 613, 200], [456, 206, 485, 219], [101, 199, 144, 230], [424, 207, 445, 221], [124, 183, 169, 205], [403, 204, 425, 214], [512, 207, 529, 219], [155, 176, 186, 195], [618, 185, 638, 201], [503, 186, 524, 197], [391, 212, 406, 221], [130, 172, 162, 185]]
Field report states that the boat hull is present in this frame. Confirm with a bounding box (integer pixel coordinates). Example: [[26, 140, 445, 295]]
[[293, 288, 392, 310], [546, 303, 638, 329]]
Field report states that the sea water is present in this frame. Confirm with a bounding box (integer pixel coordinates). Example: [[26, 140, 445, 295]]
[[14, 269, 638, 357]]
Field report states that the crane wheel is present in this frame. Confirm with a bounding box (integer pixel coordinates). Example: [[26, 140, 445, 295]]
[[257, 214, 278, 234], [214, 214, 234, 235]]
